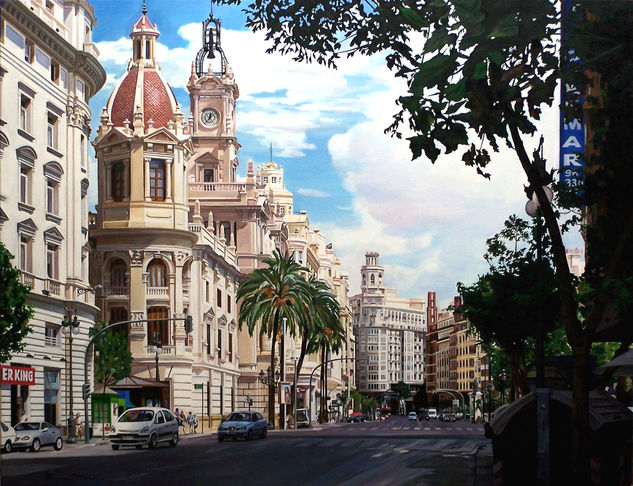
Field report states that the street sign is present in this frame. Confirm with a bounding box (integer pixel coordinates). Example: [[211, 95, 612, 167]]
[[0, 365, 35, 385], [194, 384, 203, 390]]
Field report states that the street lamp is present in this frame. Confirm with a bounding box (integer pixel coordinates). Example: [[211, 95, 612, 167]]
[[258, 366, 280, 427], [526, 184, 553, 486], [150, 331, 162, 381], [498, 370, 507, 405], [486, 382, 494, 422], [61, 307, 80, 444]]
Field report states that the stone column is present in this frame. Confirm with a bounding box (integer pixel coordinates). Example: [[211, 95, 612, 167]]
[[128, 250, 146, 355]]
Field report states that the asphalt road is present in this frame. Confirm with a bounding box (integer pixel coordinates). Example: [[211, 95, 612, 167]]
[[1, 416, 492, 486]]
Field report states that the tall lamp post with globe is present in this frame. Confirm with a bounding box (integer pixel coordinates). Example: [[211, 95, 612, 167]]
[[525, 184, 553, 486]]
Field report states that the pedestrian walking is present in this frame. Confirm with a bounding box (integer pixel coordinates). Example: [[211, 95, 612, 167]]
[[179, 410, 187, 434]]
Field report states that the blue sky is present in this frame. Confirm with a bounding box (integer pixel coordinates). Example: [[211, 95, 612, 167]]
[[88, 0, 582, 308]]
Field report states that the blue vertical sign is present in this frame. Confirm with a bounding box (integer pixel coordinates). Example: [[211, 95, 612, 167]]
[[559, 1, 585, 190]]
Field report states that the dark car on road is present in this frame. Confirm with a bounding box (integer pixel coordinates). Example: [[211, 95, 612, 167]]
[[441, 413, 456, 422], [417, 410, 430, 421]]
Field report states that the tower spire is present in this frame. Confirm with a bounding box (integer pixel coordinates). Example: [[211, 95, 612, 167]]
[[142, 0, 147, 15]]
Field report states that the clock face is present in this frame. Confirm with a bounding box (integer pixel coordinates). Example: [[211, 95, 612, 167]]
[[200, 108, 219, 128]]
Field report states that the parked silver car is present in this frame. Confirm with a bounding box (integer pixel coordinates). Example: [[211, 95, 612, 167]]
[[13, 422, 63, 452], [109, 407, 179, 450], [1, 422, 16, 453]]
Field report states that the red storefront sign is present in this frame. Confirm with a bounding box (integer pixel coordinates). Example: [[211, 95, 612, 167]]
[[0, 365, 36, 386], [297, 386, 307, 393]]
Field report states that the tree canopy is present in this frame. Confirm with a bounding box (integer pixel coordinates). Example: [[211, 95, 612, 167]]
[[89, 321, 132, 389], [0, 243, 32, 363]]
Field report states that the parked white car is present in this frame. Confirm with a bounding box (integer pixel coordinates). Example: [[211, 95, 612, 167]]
[[1, 422, 16, 453], [109, 407, 179, 450], [428, 408, 438, 419], [13, 422, 63, 452]]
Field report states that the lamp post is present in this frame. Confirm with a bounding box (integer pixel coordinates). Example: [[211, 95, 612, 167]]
[[150, 331, 162, 381], [526, 185, 553, 486], [61, 307, 80, 444], [499, 370, 507, 406], [258, 366, 280, 427]]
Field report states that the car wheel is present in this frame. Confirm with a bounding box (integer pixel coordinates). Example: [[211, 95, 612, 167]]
[[54, 437, 63, 451], [111, 444, 120, 450], [4, 440, 12, 453], [31, 438, 41, 452], [148, 433, 158, 449], [247, 430, 254, 441], [169, 432, 179, 447]]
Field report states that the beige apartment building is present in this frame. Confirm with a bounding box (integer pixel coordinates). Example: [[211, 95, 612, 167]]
[[0, 0, 105, 428], [351, 252, 426, 396]]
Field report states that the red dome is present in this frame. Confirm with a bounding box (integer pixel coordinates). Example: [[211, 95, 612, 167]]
[[108, 68, 177, 130]]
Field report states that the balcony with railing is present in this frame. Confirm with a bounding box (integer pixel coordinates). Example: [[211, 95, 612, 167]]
[[107, 286, 129, 297], [143, 345, 176, 357], [188, 223, 238, 268], [188, 181, 247, 194], [146, 287, 169, 298], [44, 335, 60, 347]]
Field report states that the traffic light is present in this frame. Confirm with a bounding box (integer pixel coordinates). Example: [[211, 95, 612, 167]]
[[81, 383, 91, 400], [186, 315, 193, 333]]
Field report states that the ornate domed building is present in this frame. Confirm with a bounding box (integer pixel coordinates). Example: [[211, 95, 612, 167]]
[[90, 5, 240, 425]]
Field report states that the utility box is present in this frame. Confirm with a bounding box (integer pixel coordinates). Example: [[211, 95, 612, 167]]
[[490, 391, 632, 486]]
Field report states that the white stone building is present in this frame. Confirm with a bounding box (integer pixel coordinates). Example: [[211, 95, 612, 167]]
[[351, 252, 426, 395], [0, 0, 105, 428]]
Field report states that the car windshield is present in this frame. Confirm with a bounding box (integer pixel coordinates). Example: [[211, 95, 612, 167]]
[[227, 413, 250, 422], [118, 410, 154, 422], [15, 423, 39, 431]]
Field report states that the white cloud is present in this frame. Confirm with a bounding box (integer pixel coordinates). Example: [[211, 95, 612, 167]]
[[297, 188, 330, 198]]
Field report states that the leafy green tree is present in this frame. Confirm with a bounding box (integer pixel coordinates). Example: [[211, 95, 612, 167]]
[[219, 1, 633, 477], [89, 322, 132, 390], [391, 380, 411, 399], [236, 250, 313, 427], [0, 243, 32, 363]]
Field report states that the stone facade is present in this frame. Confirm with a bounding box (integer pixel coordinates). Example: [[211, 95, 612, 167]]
[[0, 0, 105, 428], [351, 252, 426, 395]]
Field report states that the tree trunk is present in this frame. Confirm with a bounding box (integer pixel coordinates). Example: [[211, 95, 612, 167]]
[[269, 322, 278, 428], [320, 343, 327, 423], [570, 339, 591, 484], [291, 329, 309, 415]]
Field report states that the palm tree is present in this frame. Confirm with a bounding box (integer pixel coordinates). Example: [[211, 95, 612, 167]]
[[304, 291, 345, 423], [236, 250, 312, 427]]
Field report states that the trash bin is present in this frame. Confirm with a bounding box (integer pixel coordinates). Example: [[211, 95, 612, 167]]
[[490, 390, 632, 486]]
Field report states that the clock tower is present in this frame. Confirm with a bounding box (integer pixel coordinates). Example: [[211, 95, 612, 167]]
[[187, 10, 239, 183]]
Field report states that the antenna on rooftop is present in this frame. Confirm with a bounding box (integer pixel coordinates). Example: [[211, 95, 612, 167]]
[[142, 0, 147, 15]]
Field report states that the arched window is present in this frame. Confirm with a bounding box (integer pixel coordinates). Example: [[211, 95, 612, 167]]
[[370, 274, 375, 285], [148, 259, 167, 287], [112, 162, 125, 201], [110, 259, 128, 288]]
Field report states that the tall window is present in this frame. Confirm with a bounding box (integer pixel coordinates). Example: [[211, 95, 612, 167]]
[[20, 167, 30, 204], [148, 259, 167, 287], [46, 179, 58, 215], [80, 135, 86, 168], [24, 40, 34, 63], [217, 329, 222, 353], [228, 333, 233, 362], [149, 160, 165, 201], [370, 274, 375, 285], [217, 289, 222, 308], [147, 307, 169, 346], [110, 259, 127, 288], [43, 370, 58, 425], [20, 95, 31, 132], [206, 324, 211, 355], [203, 169, 214, 182], [227, 295, 231, 314], [19, 236, 31, 272], [110, 307, 129, 340], [112, 162, 125, 201], [46, 244, 58, 279]]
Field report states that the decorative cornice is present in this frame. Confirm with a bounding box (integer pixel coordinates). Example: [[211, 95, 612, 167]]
[[2, 1, 106, 97]]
